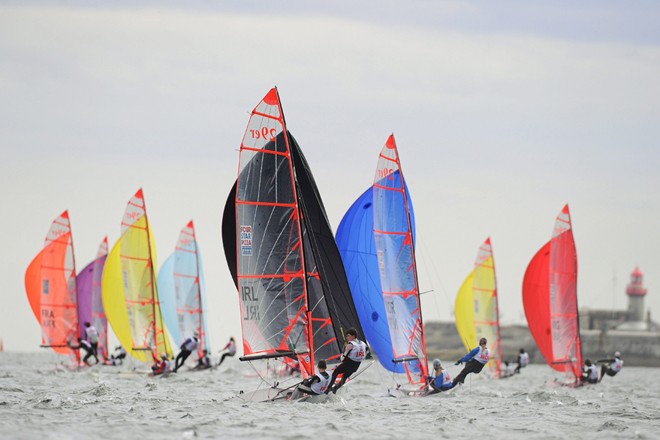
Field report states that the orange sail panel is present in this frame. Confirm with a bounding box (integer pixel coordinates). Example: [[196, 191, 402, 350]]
[[24, 211, 79, 356], [523, 204, 581, 381]]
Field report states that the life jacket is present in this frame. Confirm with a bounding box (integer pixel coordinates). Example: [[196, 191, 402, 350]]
[[226, 340, 237, 355], [519, 352, 529, 367], [182, 337, 199, 352], [346, 339, 367, 362], [586, 364, 598, 381], [473, 346, 490, 365], [611, 358, 623, 373], [86, 326, 99, 344], [310, 371, 332, 394], [433, 370, 452, 388]]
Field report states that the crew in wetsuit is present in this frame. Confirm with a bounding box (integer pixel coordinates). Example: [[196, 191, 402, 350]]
[[110, 345, 127, 366], [84, 322, 100, 363], [597, 352, 623, 382], [427, 359, 454, 394], [68, 338, 96, 366], [152, 353, 172, 375], [326, 328, 367, 394], [292, 359, 332, 398], [218, 337, 236, 366], [195, 349, 212, 370], [452, 337, 490, 386], [173, 331, 199, 372], [515, 348, 529, 374], [580, 359, 599, 384]]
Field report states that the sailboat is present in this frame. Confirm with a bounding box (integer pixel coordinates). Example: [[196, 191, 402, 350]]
[[454, 237, 502, 378], [76, 237, 109, 362], [336, 134, 429, 396], [25, 210, 80, 364], [522, 204, 582, 385], [158, 220, 210, 361], [101, 189, 172, 364], [222, 87, 364, 402]]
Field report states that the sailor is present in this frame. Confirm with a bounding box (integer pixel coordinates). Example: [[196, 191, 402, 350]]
[[426, 359, 454, 394], [597, 352, 623, 382], [515, 348, 529, 374], [326, 328, 367, 394], [292, 359, 332, 398], [173, 331, 200, 372], [452, 337, 490, 386], [84, 322, 100, 364], [195, 349, 212, 370], [218, 336, 237, 366], [580, 359, 599, 384], [68, 337, 96, 366], [152, 353, 172, 375], [110, 345, 127, 366]]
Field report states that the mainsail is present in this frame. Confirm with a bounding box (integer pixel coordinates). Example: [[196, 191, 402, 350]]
[[522, 204, 581, 382], [157, 220, 210, 358], [101, 189, 172, 362], [24, 210, 79, 360], [454, 237, 501, 377], [76, 237, 109, 361], [371, 134, 428, 387], [222, 87, 363, 378]]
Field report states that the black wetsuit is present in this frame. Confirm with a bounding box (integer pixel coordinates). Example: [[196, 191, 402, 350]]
[[452, 360, 486, 385]]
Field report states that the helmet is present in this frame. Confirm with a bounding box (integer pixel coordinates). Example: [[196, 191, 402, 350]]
[[193, 330, 200, 338], [614, 351, 621, 357], [432, 359, 442, 369]]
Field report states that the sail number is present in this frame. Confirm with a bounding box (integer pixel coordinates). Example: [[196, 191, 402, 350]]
[[377, 167, 395, 179], [250, 127, 277, 141], [241, 285, 260, 321]]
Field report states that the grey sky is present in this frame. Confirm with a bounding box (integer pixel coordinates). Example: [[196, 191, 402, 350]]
[[1, 2, 659, 352]]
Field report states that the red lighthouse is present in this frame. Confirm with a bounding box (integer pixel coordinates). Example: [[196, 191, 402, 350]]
[[626, 267, 648, 322]]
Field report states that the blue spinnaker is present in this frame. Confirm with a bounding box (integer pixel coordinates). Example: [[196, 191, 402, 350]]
[[336, 170, 415, 374]]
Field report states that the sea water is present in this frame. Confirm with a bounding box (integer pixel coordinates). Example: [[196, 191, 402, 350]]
[[0, 351, 658, 439]]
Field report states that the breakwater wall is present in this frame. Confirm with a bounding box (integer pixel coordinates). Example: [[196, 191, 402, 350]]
[[424, 321, 660, 367]]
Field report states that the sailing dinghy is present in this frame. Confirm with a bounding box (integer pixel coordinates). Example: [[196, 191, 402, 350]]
[[522, 204, 582, 385], [337, 134, 430, 397], [76, 237, 109, 363], [454, 238, 502, 378], [101, 189, 172, 365], [222, 88, 365, 402], [25, 210, 80, 365], [157, 220, 211, 364]]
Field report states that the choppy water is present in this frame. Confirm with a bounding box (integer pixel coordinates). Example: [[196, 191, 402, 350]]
[[1, 351, 659, 439]]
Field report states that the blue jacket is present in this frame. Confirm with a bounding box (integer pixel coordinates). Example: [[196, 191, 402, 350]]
[[459, 347, 480, 363], [430, 372, 452, 390]]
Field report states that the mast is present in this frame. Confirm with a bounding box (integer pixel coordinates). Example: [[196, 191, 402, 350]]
[[141, 189, 159, 361]]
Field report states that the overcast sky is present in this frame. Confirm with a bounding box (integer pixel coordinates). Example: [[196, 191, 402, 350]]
[[1, 1, 659, 352]]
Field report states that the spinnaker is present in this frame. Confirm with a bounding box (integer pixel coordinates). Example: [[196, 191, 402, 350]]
[[522, 204, 581, 383]]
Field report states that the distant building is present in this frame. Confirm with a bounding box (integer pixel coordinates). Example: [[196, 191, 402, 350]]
[[580, 266, 654, 332]]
